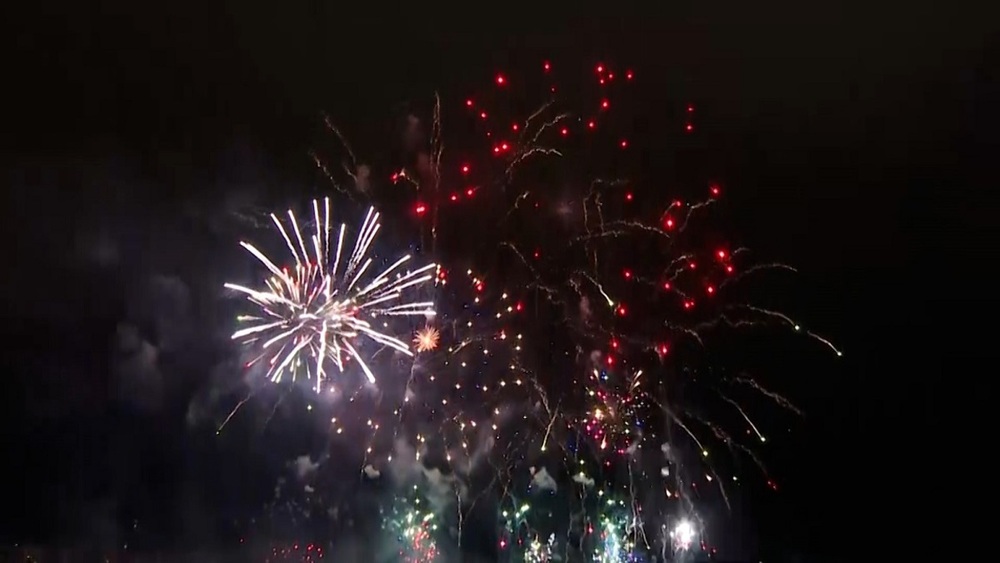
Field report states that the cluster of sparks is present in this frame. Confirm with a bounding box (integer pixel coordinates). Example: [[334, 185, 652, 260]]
[[225, 199, 436, 392], [383, 490, 440, 563], [237, 59, 844, 560], [584, 368, 646, 454]]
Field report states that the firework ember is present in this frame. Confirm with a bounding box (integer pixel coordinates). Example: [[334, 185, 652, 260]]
[[225, 198, 436, 391]]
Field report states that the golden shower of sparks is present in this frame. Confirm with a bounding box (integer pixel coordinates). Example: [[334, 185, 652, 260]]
[[413, 326, 440, 353]]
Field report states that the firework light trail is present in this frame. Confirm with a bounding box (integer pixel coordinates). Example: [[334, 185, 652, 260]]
[[225, 198, 436, 392]]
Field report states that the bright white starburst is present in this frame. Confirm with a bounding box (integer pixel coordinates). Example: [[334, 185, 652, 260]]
[[670, 518, 696, 551], [225, 198, 436, 391]]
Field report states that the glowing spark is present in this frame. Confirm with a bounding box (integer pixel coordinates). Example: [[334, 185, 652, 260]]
[[413, 326, 441, 353], [226, 198, 436, 390]]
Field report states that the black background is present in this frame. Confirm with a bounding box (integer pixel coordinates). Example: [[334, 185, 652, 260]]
[[4, 1, 992, 560]]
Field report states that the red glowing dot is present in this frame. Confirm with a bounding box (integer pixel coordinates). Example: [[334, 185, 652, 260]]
[[550, 86, 556, 93], [710, 183, 721, 196], [596, 64, 605, 73], [625, 192, 633, 201], [512, 123, 519, 131], [493, 146, 500, 154], [726, 265, 734, 274], [515, 302, 523, 311], [588, 120, 596, 129], [659, 344, 669, 355], [623, 269, 632, 279], [599, 78, 605, 85], [533, 250, 540, 259], [689, 262, 697, 269], [664, 218, 675, 229], [496, 74, 505, 85], [607, 73, 614, 80], [415, 203, 427, 215], [475, 282, 484, 292], [480, 112, 488, 119], [501, 142, 509, 151], [706, 285, 715, 294], [606, 355, 615, 365], [466, 99, 473, 107], [620, 139, 628, 148], [626, 70, 634, 80], [560, 127, 569, 136], [717, 249, 727, 259], [685, 123, 693, 132], [684, 300, 694, 309], [466, 188, 474, 197], [663, 282, 671, 290], [611, 339, 619, 348], [687, 105, 694, 112], [543, 61, 551, 71], [461, 164, 470, 174], [450, 193, 458, 202], [601, 99, 609, 109], [617, 305, 627, 316]]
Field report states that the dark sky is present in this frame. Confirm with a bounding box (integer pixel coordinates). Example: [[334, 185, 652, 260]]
[[4, 1, 993, 560]]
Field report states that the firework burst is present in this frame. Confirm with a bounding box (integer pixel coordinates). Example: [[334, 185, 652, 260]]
[[225, 198, 436, 391], [413, 326, 441, 353], [304, 60, 840, 560]]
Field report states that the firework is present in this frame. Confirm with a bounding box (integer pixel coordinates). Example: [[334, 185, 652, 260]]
[[669, 519, 696, 552], [413, 326, 441, 353], [305, 60, 840, 560], [383, 491, 440, 563], [225, 198, 436, 391]]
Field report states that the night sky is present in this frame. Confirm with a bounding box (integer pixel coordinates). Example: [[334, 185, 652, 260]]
[[4, 1, 992, 561]]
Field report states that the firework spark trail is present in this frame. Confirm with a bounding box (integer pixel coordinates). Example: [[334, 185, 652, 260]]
[[309, 114, 363, 198], [504, 104, 570, 178], [718, 393, 766, 443], [733, 376, 804, 416], [226, 198, 436, 391], [217, 391, 253, 433], [732, 305, 844, 356]]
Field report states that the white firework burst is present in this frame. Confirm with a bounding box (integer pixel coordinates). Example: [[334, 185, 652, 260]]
[[225, 198, 436, 391]]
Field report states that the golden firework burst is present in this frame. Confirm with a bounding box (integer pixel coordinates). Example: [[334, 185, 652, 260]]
[[413, 326, 440, 353]]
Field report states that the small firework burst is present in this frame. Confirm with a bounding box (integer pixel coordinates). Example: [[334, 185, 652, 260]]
[[413, 326, 441, 353], [226, 199, 436, 390]]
